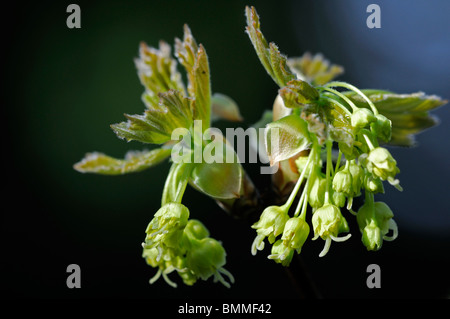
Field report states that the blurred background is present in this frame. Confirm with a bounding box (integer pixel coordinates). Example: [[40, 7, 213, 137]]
[[4, 0, 449, 299]]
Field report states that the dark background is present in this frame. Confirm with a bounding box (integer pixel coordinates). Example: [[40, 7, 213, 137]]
[[3, 0, 450, 299]]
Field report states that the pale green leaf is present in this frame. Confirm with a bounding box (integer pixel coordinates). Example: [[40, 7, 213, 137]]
[[73, 148, 171, 175]]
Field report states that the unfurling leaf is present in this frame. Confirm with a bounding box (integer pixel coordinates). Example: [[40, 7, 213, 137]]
[[287, 52, 344, 86], [211, 93, 243, 122], [279, 79, 319, 108], [175, 25, 211, 128], [342, 90, 447, 146], [265, 114, 312, 166], [73, 148, 171, 175], [245, 6, 296, 88], [111, 89, 194, 144], [135, 41, 186, 105]]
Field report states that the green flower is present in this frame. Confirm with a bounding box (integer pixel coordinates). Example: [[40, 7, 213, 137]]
[[251, 205, 289, 255], [332, 167, 352, 194], [351, 108, 376, 128], [348, 160, 364, 192], [360, 147, 402, 190], [312, 204, 351, 257], [267, 217, 309, 264], [142, 246, 181, 288], [370, 113, 392, 142], [307, 168, 327, 208], [268, 240, 295, 266], [281, 217, 309, 253], [363, 173, 385, 194], [143, 202, 190, 251], [184, 219, 210, 240], [361, 220, 383, 251], [186, 237, 234, 288], [357, 200, 398, 251]]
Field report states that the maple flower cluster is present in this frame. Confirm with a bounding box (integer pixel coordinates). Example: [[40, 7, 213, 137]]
[[74, 5, 446, 288]]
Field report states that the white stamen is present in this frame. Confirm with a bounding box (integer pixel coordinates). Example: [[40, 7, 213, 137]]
[[330, 233, 352, 242], [149, 269, 162, 285], [219, 267, 235, 284], [319, 237, 332, 257], [383, 219, 398, 241], [251, 235, 264, 256], [162, 272, 177, 288]]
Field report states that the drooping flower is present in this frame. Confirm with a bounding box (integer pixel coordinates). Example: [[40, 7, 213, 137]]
[[251, 205, 289, 255], [312, 203, 351, 257]]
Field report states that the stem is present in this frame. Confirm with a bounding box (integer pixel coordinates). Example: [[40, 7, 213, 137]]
[[320, 87, 358, 112], [325, 81, 379, 115], [324, 139, 333, 205], [363, 133, 375, 151], [298, 176, 311, 219], [334, 150, 342, 173], [282, 145, 316, 211]]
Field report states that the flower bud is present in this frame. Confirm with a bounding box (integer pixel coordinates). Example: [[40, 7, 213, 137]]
[[281, 217, 310, 253], [307, 171, 327, 208], [332, 168, 352, 194], [373, 202, 394, 235], [184, 219, 210, 240], [370, 114, 392, 142], [348, 160, 364, 193], [357, 200, 396, 251], [332, 191, 346, 208], [363, 174, 384, 194], [362, 220, 383, 251], [351, 108, 376, 128]]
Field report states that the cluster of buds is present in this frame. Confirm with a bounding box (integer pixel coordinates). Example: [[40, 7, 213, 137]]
[[142, 203, 234, 288]]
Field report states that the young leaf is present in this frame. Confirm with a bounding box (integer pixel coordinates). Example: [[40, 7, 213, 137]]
[[135, 41, 186, 103], [73, 148, 171, 175], [175, 25, 211, 128], [111, 89, 194, 144], [278, 79, 319, 109], [287, 52, 344, 86], [342, 90, 447, 146], [245, 6, 296, 88], [265, 114, 312, 165], [211, 93, 243, 122]]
